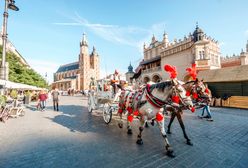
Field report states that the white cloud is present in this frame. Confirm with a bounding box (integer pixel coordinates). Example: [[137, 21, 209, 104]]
[[53, 13, 167, 78], [53, 13, 166, 52], [26, 58, 62, 84]]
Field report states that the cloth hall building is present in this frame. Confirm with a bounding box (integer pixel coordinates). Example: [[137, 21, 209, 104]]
[[135, 25, 221, 83], [52, 33, 100, 91]]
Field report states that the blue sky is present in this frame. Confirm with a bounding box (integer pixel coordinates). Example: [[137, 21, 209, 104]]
[[1, 0, 248, 83]]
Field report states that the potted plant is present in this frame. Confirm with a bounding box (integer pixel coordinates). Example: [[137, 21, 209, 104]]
[[10, 90, 18, 99], [0, 95, 7, 107]]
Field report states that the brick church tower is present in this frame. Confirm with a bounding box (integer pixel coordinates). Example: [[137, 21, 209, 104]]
[[79, 33, 100, 90]]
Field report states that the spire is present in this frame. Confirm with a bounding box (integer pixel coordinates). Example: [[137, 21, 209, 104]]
[[128, 62, 134, 73], [163, 31, 167, 39], [91, 46, 97, 56], [143, 42, 146, 49], [193, 22, 204, 42], [152, 34, 156, 43], [81, 32, 88, 46], [163, 31, 169, 44], [163, 30, 166, 36]]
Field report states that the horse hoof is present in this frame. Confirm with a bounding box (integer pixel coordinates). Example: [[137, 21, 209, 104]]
[[167, 131, 172, 134], [136, 139, 143, 145], [127, 129, 133, 135], [145, 122, 149, 128], [151, 120, 155, 126], [186, 140, 193, 146], [166, 150, 175, 158], [118, 123, 123, 129]]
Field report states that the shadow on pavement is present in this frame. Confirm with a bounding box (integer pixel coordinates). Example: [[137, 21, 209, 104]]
[[45, 104, 113, 134]]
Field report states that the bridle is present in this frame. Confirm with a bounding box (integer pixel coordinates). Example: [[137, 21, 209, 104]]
[[145, 79, 192, 109]]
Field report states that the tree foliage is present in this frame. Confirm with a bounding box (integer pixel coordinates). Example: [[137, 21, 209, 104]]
[[0, 46, 48, 88]]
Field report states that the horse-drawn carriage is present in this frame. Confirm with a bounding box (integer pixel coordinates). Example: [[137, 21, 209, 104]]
[[87, 64, 211, 157], [87, 78, 121, 124]]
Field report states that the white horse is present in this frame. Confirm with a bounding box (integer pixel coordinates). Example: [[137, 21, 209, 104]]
[[117, 78, 194, 157]]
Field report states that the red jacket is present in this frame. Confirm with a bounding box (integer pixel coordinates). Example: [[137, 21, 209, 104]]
[[39, 93, 47, 101]]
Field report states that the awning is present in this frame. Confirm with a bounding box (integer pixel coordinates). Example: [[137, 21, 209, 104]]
[[0, 79, 44, 90]]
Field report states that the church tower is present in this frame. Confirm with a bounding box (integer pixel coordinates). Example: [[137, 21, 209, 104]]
[[90, 46, 100, 80], [125, 62, 134, 83], [78, 33, 100, 90], [79, 33, 90, 90]]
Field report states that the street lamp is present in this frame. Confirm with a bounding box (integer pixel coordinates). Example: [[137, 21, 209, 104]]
[[0, 0, 19, 80]]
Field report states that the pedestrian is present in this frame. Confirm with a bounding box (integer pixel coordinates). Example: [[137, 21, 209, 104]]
[[51, 88, 60, 111], [199, 85, 213, 121], [38, 90, 47, 111], [200, 104, 213, 121]]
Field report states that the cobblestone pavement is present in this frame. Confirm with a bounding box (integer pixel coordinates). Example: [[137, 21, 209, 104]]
[[0, 95, 248, 168]]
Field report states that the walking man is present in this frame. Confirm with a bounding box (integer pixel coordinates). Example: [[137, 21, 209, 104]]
[[52, 88, 60, 111]]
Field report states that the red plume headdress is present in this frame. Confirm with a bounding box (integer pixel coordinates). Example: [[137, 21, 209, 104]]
[[164, 64, 177, 79], [186, 63, 197, 80]]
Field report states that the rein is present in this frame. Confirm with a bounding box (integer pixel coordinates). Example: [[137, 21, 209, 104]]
[[145, 84, 168, 108]]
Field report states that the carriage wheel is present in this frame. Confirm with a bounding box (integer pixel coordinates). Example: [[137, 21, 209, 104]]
[[103, 104, 112, 124], [87, 95, 93, 113]]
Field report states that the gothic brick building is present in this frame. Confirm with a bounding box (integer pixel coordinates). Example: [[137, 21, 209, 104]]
[[52, 33, 100, 91]]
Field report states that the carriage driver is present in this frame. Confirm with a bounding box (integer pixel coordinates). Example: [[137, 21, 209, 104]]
[[111, 69, 122, 95]]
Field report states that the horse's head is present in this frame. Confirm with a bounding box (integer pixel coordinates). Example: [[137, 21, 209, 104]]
[[193, 80, 211, 102], [185, 64, 211, 106], [171, 79, 194, 111], [164, 64, 194, 111]]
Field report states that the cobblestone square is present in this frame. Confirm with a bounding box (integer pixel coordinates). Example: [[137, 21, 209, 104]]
[[0, 96, 248, 168]]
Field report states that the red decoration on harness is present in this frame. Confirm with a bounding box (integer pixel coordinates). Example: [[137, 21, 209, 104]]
[[118, 109, 123, 113], [156, 113, 164, 122], [193, 93, 198, 99], [186, 91, 191, 96], [164, 64, 177, 79], [191, 107, 195, 113], [172, 95, 180, 104], [133, 110, 139, 116], [205, 88, 209, 94], [127, 115, 133, 122], [186, 63, 197, 80], [127, 106, 133, 113]]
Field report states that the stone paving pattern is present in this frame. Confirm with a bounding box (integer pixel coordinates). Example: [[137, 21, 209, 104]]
[[0, 95, 248, 168]]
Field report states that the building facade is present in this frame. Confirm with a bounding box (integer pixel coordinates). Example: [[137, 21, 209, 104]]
[[137, 24, 221, 83], [220, 41, 248, 68], [52, 33, 100, 91]]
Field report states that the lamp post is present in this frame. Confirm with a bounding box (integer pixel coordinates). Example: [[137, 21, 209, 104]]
[[0, 0, 19, 80]]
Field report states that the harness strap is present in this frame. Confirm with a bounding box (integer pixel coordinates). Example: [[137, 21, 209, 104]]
[[145, 86, 168, 108]]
